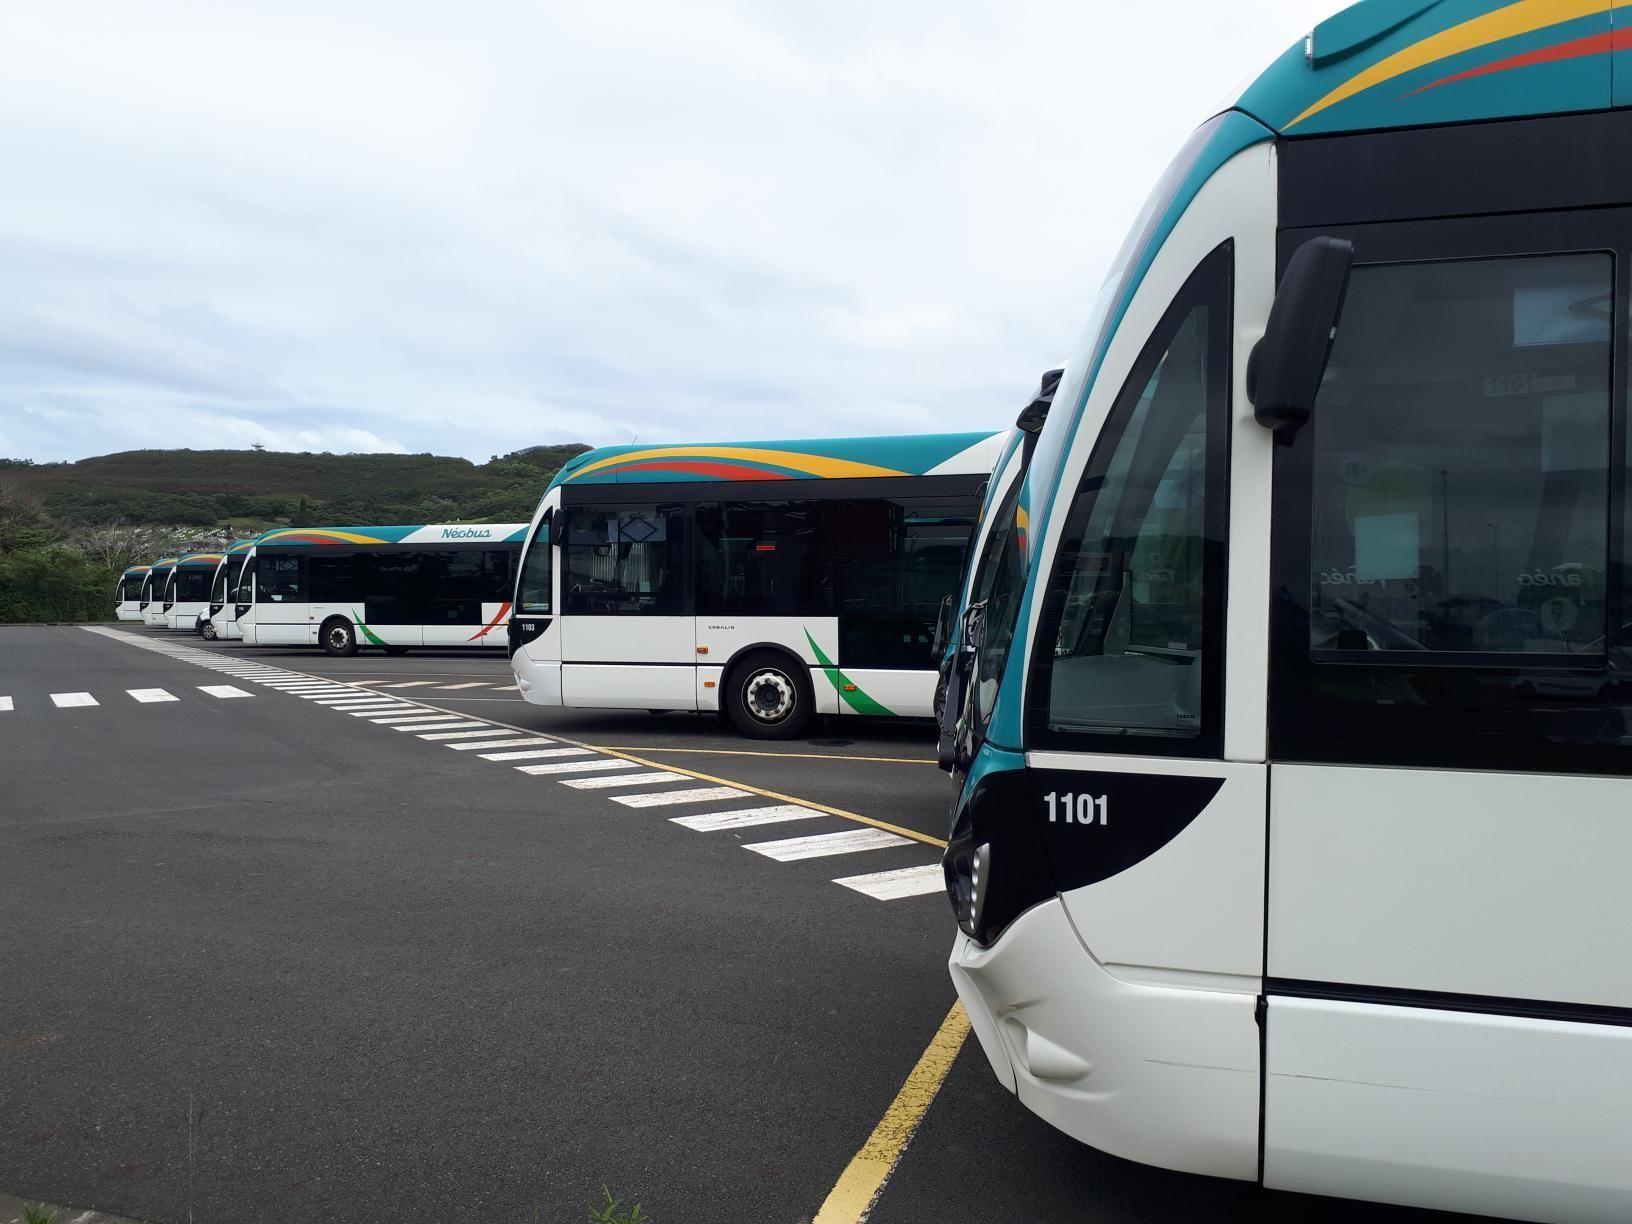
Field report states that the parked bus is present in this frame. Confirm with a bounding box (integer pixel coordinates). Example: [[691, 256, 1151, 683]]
[[114, 565, 149, 622], [933, 366, 1060, 764], [941, 5, 1632, 1220], [234, 524, 526, 655], [199, 537, 259, 641], [509, 432, 1003, 738], [157, 553, 224, 631], [140, 558, 178, 627]]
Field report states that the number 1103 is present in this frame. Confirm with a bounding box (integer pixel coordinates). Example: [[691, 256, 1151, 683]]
[[1043, 792, 1109, 825]]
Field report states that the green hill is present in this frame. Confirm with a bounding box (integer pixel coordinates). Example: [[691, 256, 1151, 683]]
[[0, 444, 589, 529], [0, 444, 589, 622]]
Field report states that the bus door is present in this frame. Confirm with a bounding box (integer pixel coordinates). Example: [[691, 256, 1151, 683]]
[[559, 502, 696, 710], [1262, 201, 1632, 1211], [251, 554, 313, 645]]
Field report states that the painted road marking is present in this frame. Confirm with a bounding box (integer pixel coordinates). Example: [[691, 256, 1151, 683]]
[[392, 719, 487, 732], [444, 737, 535, 750], [349, 708, 421, 717], [514, 759, 642, 776], [477, 747, 590, 762], [0, 696, 13, 712], [559, 771, 693, 790], [127, 688, 179, 703], [671, 805, 823, 832], [331, 700, 412, 709], [596, 745, 937, 766], [610, 785, 749, 809], [492, 684, 520, 691], [198, 685, 252, 699], [377, 680, 439, 689], [744, 828, 911, 861], [51, 692, 98, 708], [811, 1003, 970, 1224], [316, 697, 385, 706], [435, 681, 490, 690], [833, 864, 944, 900], [367, 713, 458, 724], [420, 730, 527, 742]]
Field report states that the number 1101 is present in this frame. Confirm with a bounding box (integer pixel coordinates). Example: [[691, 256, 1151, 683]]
[[1043, 792, 1109, 825]]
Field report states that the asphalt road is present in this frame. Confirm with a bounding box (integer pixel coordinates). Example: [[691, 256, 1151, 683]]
[[0, 626, 1468, 1223]]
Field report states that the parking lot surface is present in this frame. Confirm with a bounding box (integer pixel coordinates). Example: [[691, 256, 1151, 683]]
[[1, 626, 1468, 1222]]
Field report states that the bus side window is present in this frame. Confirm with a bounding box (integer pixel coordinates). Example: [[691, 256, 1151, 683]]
[[1027, 243, 1232, 754], [256, 556, 304, 603], [563, 505, 686, 616], [517, 526, 553, 615]]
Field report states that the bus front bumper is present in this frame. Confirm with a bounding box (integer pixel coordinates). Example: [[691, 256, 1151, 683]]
[[949, 897, 1260, 1182]]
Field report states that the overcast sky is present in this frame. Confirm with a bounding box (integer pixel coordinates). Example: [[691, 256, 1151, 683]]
[[0, 1, 1331, 464]]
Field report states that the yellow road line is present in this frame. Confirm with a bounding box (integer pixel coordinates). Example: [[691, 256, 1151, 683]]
[[403, 704, 951, 850], [813, 1001, 971, 1224], [592, 745, 937, 766]]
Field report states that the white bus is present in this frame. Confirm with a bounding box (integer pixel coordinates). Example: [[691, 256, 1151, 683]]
[[234, 523, 526, 655], [199, 537, 258, 640], [139, 558, 178, 627], [159, 552, 225, 631], [941, 5, 1632, 1220], [509, 432, 1003, 738], [114, 565, 149, 622]]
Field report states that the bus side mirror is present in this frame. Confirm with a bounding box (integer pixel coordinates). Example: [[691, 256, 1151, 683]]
[[1248, 236, 1353, 431]]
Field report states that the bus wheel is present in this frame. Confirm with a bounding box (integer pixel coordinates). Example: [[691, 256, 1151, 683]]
[[321, 618, 359, 657], [726, 650, 811, 740], [200, 620, 218, 641], [383, 646, 410, 656]]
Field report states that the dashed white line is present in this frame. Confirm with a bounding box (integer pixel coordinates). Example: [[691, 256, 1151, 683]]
[[743, 828, 912, 861], [0, 696, 13, 712], [477, 746, 589, 762], [127, 688, 179, 703], [515, 759, 642, 776], [51, 692, 98, 708], [559, 771, 693, 790], [198, 685, 252, 699], [671, 804, 823, 832], [610, 785, 749, 808], [832, 864, 945, 900]]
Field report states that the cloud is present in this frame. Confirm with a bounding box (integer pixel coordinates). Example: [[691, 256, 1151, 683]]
[[0, 0, 1333, 464]]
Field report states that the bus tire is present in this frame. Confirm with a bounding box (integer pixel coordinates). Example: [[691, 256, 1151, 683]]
[[383, 646, 410, 656], [726, 650, 812, 740], [200, 620, 217, 641], [321, 617, 359, 657]]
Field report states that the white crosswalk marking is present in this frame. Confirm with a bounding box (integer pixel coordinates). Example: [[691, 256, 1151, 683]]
[[743, 828, 911, 861], [316, 697, 382, 705], [435, 682, 490, 690], [377, 680, 439, 689], [477, 747, 589, 762], [421, 730, 525, 742], [832, 864, 944, 900], [610, 786, 749, 808], [198, 685, 252, 699], [127, 688, 179, 703], [515, 759, 641, 776], [51, 692, 98, 708], [349, 708, 419, 716], [392, 720, 487, 732], [559, 771, 692, 790], [671, 805, 822, 832], [366, 713, 453, 723], [445, 737, 534, 750], [0, 696, 13, 712]]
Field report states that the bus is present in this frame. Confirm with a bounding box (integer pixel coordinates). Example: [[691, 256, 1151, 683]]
[[234, 524, 527, 655], [199, 537, 259, 641], [933, 365, 1060, 765], [139, 558, 178, 627], [158, 552, 225, 631], [114, 565, 149, 622], [509, 432, 1004, 738], [940, 4, 1632, 1220]]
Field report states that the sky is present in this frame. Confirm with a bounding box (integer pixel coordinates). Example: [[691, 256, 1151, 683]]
[[0, 0, 1332, 465]]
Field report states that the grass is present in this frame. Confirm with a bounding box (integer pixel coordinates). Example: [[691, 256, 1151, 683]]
[[23, 1204, 59, 1224], [587, 1187, 650, 1223]]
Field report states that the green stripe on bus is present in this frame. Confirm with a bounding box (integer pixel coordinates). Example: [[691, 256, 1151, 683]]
[[804, 630, 894, 717]]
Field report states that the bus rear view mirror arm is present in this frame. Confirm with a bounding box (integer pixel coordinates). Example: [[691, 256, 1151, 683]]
[[1247, 235, 1353, 431]]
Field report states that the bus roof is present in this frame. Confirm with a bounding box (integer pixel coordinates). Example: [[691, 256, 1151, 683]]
[[548, 431, 1005, 490], [150, 557, 179, 569], [254, 524, 529, 549], [174, 553, 225, 568], [226, 537, 260, 553], [121, 564, 150, 576], [1236, 0, 1624, 137]]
